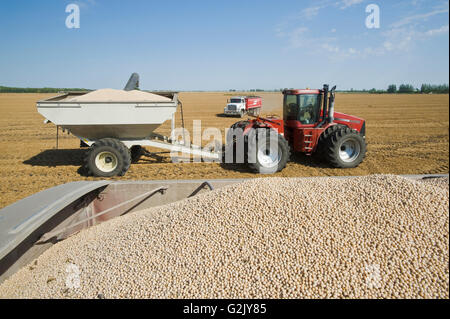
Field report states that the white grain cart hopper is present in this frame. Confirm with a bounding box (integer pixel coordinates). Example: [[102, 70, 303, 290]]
[[37, 74, 219, 177]]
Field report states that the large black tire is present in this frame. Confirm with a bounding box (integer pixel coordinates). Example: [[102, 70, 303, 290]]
[[323, 126, 366, 168], [226, 120, 250, 143], [315, 124, 346, 158], [223, 120, 250, 163], [247, 128, 290, 174], [84, 138, 131, 177], [130, 145, 144, 163]]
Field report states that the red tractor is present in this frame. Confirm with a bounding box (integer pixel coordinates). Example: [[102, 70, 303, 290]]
[[225, 84, 367, 173]]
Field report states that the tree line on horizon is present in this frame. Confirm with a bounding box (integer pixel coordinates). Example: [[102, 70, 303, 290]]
[[232, 84, 449, 94], [385, 84, 449, 94], [0, 86, 90, 93], [357, 83, 449, 94], [1, 84, 448, 94]]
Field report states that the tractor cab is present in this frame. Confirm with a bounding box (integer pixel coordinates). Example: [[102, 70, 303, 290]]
[[283, 89, 323, 126]]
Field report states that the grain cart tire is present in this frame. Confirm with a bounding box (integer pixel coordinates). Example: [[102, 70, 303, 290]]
[[323, 127, 366, 168], [247, 128, 290, 174], [130, 145, 144, 163], [84, 138, 131, 177]]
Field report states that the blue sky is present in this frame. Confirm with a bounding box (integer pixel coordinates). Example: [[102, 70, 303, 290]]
[[0, 0, 448, 90]]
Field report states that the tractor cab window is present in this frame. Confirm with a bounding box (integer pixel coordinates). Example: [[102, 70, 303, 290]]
[[299, 94, 321, 124], [283, 94, 299, 121], [283, 94, 321, 124]]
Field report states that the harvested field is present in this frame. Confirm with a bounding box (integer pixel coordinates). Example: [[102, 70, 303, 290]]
[[0, 92, 448, 208], [0, 175, 448, 299]]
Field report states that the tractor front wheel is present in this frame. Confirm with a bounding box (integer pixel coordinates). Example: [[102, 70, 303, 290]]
[[84, 138, 131, 177], [323, 127, 366, 168]]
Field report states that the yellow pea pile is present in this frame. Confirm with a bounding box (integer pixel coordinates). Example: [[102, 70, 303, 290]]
[[0, 175, 448, 299]]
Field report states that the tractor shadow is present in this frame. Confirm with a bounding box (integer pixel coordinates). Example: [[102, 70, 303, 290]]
[[289, 153, 331, 168], [219, 162, 252, 173], [219, 152, 330, 173]]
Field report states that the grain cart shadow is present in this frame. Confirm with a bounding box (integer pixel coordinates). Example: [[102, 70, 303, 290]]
[[23, 149, 86, 168], [138, 151, 172, 164]]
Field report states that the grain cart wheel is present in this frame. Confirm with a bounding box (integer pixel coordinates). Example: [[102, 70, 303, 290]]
[[247, 128, 290, 174], [323, 127, 366, 168], [84, 138, 131, 177], [130, 145, 144, 163]]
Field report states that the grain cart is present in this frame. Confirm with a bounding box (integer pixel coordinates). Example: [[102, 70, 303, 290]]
[[226, 85, 367, 173], [37, 74, 219, 177], [224, 96, 262, 117]]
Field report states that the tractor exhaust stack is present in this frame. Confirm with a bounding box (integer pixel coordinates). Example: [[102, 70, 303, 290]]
[[328, 85, 336, 124], [317, 84, 329, 128]]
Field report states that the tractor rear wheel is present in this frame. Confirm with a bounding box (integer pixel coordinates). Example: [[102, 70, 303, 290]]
[[315, 124, 346, 158], [84, 138, 131, 177], [247, 128, 290, 174], [323, 127, 366, 168]]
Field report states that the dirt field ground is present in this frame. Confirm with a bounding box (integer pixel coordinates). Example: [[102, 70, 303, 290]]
[[0, 92, 448, 208]]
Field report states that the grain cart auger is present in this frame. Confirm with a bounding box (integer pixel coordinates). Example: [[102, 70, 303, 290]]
[[226, 84, 367, 173]]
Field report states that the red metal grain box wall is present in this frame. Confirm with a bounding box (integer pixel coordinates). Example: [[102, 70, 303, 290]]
[[245, 97, 262, 110]]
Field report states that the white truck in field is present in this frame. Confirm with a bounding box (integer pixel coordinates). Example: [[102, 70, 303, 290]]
[[224, 96, 262, 117]]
